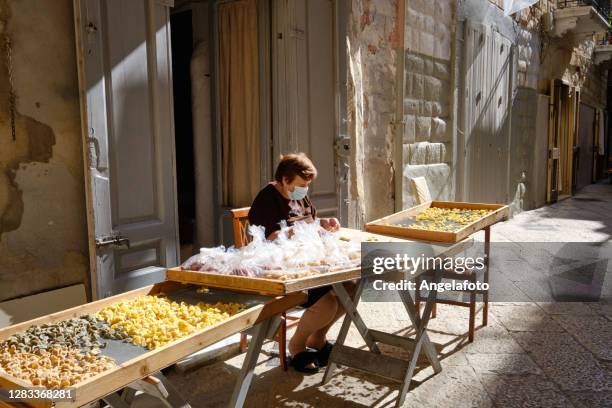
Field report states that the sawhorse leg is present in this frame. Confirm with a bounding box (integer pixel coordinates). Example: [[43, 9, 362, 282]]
[[322, 279, 370, 384], [394, 269, 442, 407], [397, 272, 442, 374], [102, 392, 131, 408], [102, 372, 191, 408], [228, 316, 282, 408], [322, 271, 443, 408]]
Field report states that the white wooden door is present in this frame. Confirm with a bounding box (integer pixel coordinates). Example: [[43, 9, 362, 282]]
[[272, 0, 343, 218], [461, 21, 513, 204], [75, 0, 179, 299]]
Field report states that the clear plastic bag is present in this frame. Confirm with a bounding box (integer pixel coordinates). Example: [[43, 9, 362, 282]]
[[181, 220, 362, 278]]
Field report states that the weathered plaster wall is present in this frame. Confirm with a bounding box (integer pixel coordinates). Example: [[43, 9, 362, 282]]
[[402, 0, 455, 208], [508, 87, 540, 211], [346, 0, 398, 226], [581, 62, 608, 109], [0, 0, 88, 301], [456, 0, 610, 211]]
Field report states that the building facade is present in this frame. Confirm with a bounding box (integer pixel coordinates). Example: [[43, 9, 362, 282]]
[[0, 0, 610, 303]]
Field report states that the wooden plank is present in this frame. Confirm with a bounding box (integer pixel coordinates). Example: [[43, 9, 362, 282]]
[[453, 204, 509, 242], [365, 201, 509, 243], [168, 267, 362, 295], [370, 329, 416, 350], [283, 269, 361, 292], [366, 201, 431, 225], [166, 268, 286, 296], [0, 282, 305, 408], [366, 223, 455, 242], [330, 344, 409, 382], [431, 200, 506, 210], [336, 228, 408, 243]]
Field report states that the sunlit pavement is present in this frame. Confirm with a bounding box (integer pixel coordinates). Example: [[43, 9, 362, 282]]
[[137, 183, 612, 408]]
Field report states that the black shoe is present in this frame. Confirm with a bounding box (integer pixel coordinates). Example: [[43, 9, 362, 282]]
[[315, 341, 334, 367], [289, 349, 320, 374]]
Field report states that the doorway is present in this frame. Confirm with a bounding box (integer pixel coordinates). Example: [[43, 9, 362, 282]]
[[548, 80, 578, 203], [170, 9, 196, 261], [576, 103, 595, 191], [169, 0, 347, 254]]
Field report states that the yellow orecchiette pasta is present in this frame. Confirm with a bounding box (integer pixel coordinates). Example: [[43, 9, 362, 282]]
[[95, 296, 245, 350], [404, 207, 493, 232]]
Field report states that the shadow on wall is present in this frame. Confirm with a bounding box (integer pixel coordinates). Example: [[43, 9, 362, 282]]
[[0, 1, 56, 238]]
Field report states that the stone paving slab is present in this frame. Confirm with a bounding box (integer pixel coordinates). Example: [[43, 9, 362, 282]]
[[587, 301, 612, 316], [552, 314, 612, 361], [566, 390, 612, 408], [465, 353, 541, 375], [512, 332, 612, 392], [399, 365, 493, 408], [512, 279, 556, 302], [536, 301, 597, 315], [477, 373, 574, 408], [491, 303, 565, 332], [462, 324, 525, 354]]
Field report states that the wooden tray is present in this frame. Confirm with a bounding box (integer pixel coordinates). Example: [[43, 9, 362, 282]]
[[166, 267, 362, 296], [365, 201, 509, 243], [0, 281, 305, 407], [166, 228, 413, 296]]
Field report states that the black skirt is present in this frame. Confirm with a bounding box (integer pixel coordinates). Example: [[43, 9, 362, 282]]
[[301, 285, 333, 308]]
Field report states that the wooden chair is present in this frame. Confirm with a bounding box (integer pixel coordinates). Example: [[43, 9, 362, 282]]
[[410, 177, 487, 342], [231, 207, 300, 370]]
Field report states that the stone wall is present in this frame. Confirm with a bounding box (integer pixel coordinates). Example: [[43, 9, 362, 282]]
[[0, 0, 88, 301], [346, 0, 398, 225], [508, 88, 542, 211], [581, 62, 608, 109], [402, 0, 455, 208]]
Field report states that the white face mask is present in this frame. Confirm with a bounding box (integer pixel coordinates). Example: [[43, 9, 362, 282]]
[[288, 185, 308, 200]]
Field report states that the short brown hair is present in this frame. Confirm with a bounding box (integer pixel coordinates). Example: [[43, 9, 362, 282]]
[[274, 153, 317, 183]]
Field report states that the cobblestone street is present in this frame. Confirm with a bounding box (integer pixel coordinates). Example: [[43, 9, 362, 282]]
[[133, 183, 612, 408]]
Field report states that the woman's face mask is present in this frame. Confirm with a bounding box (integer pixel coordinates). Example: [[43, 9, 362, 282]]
[[284, 177, 310, 200], [288, 185, 308, 200]]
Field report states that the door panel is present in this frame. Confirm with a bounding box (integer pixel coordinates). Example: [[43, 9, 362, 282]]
[[272, 0, 339, 217], [301, 0, 336, 216], [75, 0, 178, 299], [547, 80, 560, 203], [548, 80, 578, 201], [462, 21, 513, 204]]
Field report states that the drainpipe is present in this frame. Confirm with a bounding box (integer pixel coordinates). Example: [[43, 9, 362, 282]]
[[393, 0, 406, 212]]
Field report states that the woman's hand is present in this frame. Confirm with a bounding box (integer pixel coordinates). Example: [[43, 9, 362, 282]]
[[320, 217, 340, 232], [267, 227, 294, 241]]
